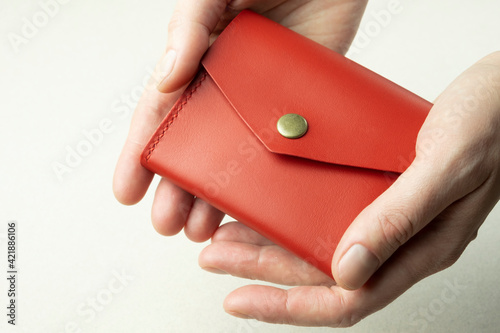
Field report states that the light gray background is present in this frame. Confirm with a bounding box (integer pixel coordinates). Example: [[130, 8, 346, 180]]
[[1, 0, 499, 332]]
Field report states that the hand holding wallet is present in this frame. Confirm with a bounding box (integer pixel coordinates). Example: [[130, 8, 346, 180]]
[[141, 10, 432, 278]]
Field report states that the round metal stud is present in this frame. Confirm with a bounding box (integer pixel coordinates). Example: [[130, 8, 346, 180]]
[[277, 113, 308, 139]]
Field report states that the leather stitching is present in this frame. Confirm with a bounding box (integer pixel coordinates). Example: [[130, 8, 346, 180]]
[[144, 71, 208, 161]]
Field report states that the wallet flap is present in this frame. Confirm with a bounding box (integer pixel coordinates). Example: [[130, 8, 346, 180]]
[[201, 10, 432, 174]]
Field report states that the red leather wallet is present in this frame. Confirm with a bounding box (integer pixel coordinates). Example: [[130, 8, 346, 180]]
[[141, 10, 432, 278]]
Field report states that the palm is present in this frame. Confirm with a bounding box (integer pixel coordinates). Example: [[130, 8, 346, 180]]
[[199, 59, 500, 326], [199, 221, 372, 327], [114, 0, 500, 327], [199, 220, 432, 327]]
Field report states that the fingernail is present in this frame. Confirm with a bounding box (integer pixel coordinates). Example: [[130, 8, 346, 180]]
[[202, 267, 227, 275], [157, 49, 177, 90], [227, 311, 254, 320], [338, 244, 379, 290]]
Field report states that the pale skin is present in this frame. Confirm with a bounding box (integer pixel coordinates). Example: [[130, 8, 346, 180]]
[[113, 0, 500, 327]]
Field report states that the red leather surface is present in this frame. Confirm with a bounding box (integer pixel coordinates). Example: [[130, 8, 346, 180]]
[[141, 11, 432, 278], [202, 11, 432, 174]]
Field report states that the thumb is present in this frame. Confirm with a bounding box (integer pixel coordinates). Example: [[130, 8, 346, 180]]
[[331, 52, 500, 290], [157, 0, 228, 93], [331, 163, 462, 290]]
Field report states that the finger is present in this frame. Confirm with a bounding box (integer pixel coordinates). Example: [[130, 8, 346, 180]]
[[112, 74, 189, 205], [223, 189, 491, 327], [412, 175, 499, 271], [184, 198, 225, 242], [151, 178, 194, 236], [331, 161, 485, 290], [158, 0, 369, 91], [114, 0, 232, 205], [224, 285, 346, 326], [211, 221, 275, 246], [157, 0, 316, 93], [331, 54, 500, 290], [157, 0, 229, 93], [199, 241, 334, 286]]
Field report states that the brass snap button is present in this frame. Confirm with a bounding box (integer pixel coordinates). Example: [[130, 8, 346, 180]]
[[277, 113, 308, 139]]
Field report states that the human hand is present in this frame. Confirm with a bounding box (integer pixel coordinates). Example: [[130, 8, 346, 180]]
[[113, 0, 368, 240], [199, 52, 500, 326]]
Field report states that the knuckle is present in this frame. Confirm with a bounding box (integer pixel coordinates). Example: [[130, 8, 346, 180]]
[[138, 102, 166, 123], [227, 0, 251, 11], [342, 310, 363, 328], [424, 243, 467, 275], [210, 223, 232, 243], [168, 12, 211, 39], [445, 238, 471, 266], [437, 247, 463, 271], [376, 210, 415, 253], [328, 290, 366, 328], [168, 12, 186, 33], [337, 309, 366, 328]]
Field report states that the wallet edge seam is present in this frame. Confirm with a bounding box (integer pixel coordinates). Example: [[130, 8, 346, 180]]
[[144, 71, 209, 162]]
